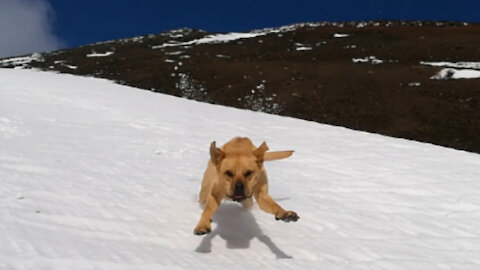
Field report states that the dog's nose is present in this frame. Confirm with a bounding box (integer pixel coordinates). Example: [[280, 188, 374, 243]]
[[235, 181, 244, 191]]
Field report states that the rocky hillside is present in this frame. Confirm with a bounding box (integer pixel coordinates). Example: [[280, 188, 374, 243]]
[[1, 21, 479, 153]]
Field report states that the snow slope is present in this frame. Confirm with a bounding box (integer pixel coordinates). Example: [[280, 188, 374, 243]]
[[1, 69, 480, 270]]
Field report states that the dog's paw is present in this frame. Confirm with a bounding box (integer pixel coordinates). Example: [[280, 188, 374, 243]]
[[194, 223, 211, 235], [275, 211, 299, 222]]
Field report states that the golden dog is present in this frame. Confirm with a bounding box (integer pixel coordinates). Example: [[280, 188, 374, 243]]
[[194, 137, 299, 235]]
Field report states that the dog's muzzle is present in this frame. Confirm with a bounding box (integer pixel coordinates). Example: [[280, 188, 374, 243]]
[[229, 181, 250, 202]]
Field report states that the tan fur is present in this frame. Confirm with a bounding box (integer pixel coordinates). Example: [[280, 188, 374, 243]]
[[194, 137, 298, 235]]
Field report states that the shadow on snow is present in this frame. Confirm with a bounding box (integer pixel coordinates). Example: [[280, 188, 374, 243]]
[[195, 202, 292, 259]]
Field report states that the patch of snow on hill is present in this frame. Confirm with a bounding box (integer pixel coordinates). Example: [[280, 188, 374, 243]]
[[64, 64, 77, 70], [421, 61, 480, 70], [352, 56, 384, 64], [0, 53, 43, 67], [94, 36, 146, 45], [295, 46, 312, 51], [343, 44, 357, 49], [294, 43, 312, 51], [408, 82, 421, 87], [86, 51, 114, 57], [153, 23, 325, 50], [334, 33, 350, 38], [176, 73, 210, 102], [153, 32, 267, 49], [431, 68, 480, 80]]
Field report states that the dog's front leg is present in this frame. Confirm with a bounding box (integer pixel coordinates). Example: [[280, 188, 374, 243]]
[[194, 194, 221, 235], [254, 184, 299, 222]]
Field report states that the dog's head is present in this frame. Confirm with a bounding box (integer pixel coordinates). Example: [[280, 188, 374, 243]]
[[210, 138, 269, 202]]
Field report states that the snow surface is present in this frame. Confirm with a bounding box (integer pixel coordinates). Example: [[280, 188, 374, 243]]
[[431, 68, 480, 80], [1, 69, 480, 270]]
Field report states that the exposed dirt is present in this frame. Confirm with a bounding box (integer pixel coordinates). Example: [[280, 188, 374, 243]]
[[2, 21, 480, 153]]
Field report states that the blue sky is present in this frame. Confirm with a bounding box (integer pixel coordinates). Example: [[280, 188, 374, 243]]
[[1, 0, 479, 57]]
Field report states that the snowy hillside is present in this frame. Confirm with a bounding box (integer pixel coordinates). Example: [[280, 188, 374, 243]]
[[1, 69, 480, 270], [3, 21, 480, 153]]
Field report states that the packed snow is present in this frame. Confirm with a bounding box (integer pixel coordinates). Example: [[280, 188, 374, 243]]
[[1, 69, 480, 270], [431, 68, 480, 80]]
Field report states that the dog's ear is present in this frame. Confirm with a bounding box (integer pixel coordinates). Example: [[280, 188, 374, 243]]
[[210, 141, 225, 167], [253, 141, 269, 165]]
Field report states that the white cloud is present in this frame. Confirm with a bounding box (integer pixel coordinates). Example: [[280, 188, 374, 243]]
[[0, 0, 63, 58]]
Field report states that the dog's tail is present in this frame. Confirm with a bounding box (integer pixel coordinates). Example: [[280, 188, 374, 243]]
[[264, 151, 294, 161]]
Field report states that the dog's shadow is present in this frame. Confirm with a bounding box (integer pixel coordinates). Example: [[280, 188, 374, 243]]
[[195, 203, 292, 259]]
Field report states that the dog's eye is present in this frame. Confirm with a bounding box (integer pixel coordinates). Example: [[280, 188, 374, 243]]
[[244, 170, 253, 178], [224, 170, 234, 177]]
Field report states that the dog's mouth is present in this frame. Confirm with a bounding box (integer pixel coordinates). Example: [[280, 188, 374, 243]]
[[228, 193, 252, 202]]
